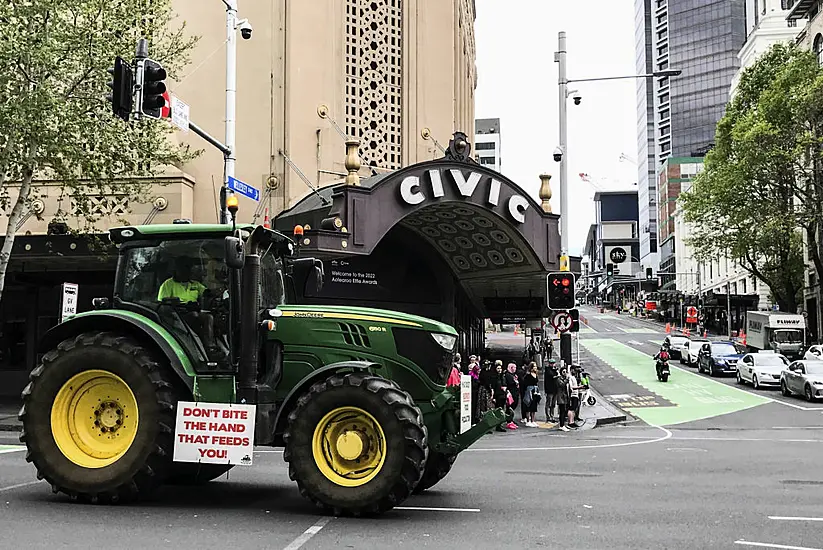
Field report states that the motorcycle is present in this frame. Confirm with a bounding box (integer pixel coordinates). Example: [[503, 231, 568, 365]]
[[656, 358, 670, 382]]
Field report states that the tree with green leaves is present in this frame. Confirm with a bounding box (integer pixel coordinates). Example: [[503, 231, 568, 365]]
[[682, 43, 806, 312], [0, 0, 198, 303]]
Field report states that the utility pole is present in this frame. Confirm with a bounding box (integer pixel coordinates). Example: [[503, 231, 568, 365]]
[[221, 0, 239, 225], [555, 32, 572, 367], [727, 282, 733, 337]]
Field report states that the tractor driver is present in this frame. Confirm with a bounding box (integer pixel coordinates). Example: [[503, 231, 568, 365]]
[[157, 258, 218, 355]]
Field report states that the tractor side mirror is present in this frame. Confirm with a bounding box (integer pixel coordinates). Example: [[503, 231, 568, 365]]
[[225, 236, 244, 269]]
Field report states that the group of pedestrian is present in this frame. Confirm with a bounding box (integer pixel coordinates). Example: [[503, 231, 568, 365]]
[[449, 348, 589, 432], [543, 360, 586, 431]]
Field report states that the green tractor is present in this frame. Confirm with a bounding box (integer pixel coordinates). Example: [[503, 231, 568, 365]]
[[19, 221, 504, 515]]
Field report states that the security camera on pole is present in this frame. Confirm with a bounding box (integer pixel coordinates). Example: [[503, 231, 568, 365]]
[[553, 31, 681, 366]]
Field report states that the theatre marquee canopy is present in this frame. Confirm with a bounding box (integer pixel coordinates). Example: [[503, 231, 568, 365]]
[[275, 134, 569, 320]]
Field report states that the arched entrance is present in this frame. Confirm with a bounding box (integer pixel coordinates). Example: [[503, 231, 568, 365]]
[[275, 134, 572, 355]]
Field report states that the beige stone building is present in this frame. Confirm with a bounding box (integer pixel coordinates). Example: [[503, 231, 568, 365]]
[[0, 0, 478, 392], [170, 0, 477, 224]]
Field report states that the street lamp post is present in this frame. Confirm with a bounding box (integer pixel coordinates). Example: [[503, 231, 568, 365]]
[[222, 0, 238, 225], [554, 30, 680, 264]]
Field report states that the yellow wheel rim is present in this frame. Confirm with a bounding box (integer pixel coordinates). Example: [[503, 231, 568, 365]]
[[311, 406, 386, 487], [51, 370, 139, 469]]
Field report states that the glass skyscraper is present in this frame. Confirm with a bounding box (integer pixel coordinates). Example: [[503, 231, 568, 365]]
[[634, 0, 746, 275]]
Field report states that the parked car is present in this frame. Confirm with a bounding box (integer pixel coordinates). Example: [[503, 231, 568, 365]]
[[781, 360, 823, 402], [803, 344, 823, 361], [682, 338, 710, 367], [736, 351, 789, 389], [664, 335, 690, 360], [697, 341, 747, 376]]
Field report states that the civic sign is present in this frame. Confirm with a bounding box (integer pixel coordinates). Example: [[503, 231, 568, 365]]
[[399, 168, 529, 224], [551, 311, 573, 332], [173, 402, 256, 465], [228, 176, 260, 202], [459, 375, 472, 434]]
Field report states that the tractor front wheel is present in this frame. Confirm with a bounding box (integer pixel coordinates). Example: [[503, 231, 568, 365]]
[[284, 372, 428, 516], [413, 451, 456, 493], [19, 332, 178, 503]]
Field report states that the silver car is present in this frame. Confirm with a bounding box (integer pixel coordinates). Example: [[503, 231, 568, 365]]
[[736, 352, 789, 389], [682, 338, 709, 367], [780, 360, 823, 402], [664, 335, 690, 361], [803, 344, 823, 361]]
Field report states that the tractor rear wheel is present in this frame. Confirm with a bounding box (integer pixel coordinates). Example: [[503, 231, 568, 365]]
[[413, 451, 456, 493], [19, 332, 177, 503], [284, 372, 428, 516]]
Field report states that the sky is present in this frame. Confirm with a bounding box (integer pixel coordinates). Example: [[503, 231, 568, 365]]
[[474, 0, 638, 256]]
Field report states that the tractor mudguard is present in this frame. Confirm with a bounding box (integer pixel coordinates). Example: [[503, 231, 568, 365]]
[[39, 311, 196, 391], [272, 360, 379, 439]]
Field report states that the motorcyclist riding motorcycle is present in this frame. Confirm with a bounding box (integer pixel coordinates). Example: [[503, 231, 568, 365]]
[[654, 343, 671, 382]]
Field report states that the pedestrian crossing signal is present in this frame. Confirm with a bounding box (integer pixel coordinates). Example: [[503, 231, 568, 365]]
[[547, 272, 576, 310], [569, 308, 580, 333]]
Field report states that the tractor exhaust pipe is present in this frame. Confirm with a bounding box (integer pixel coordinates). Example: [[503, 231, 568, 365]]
[[237, 227, 269, 403]]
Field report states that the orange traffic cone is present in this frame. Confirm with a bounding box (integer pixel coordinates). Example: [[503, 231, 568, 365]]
[[684, 328, 690, 337], [741, 331, 746, 345], [703, 330, 708, 338], [263, 208, 271, 229], [665, 323, 671, 334]]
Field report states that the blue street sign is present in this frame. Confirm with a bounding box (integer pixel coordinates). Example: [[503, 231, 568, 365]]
[[227, 176, 260, 202]]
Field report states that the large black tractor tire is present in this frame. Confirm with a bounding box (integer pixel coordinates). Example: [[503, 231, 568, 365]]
[[413, 451, 457, 494], [166, 463, 234, 485], [284, 372, 428, 516], [19, 332, 178, 503]]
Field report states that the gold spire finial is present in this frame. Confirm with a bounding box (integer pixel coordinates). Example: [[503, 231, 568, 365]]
[[539, 174, 552, 213], [344, 139, 362, 186]]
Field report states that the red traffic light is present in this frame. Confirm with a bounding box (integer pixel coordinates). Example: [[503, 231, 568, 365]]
[[561, 278, 571, 287]]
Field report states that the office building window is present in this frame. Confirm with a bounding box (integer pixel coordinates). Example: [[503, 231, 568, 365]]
[[475, 142, 496, 150]]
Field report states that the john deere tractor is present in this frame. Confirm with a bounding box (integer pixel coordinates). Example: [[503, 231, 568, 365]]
[[19, 221, 504, 515]]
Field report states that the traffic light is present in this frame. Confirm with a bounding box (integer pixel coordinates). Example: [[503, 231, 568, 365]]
[[547, 272, 576, 310], [106, 56, 133, 121], [140, 59, 167, 119], [646, 267, 653, 280], [569, 308, 580, 333], [606, 263, 614, 277]]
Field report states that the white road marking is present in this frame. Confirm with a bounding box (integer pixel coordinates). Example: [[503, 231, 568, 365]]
[[0, 481, 41, 493], [772, 426, 823, 430], [396, 506, 480, 512], [283, 517, 334, 550], [467, 424, 672, 452], [768, 516, 823, 522], [254, 449, 284, 453], [596, 435, 822, 443], [0, 447, 25, 454], [734, 541, 823, 550]]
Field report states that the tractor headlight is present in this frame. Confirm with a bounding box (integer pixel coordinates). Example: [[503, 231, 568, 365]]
[[431, 333, 457, 351]]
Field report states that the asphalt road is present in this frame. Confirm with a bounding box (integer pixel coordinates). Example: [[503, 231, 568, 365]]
[[1, 308, 822, 549]]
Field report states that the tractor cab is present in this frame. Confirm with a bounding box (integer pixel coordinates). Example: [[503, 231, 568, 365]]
[[109, 223, 308, 374]]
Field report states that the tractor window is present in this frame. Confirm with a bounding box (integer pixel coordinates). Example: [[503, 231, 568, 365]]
[[117, 239, 227, 309], [261, 250, 287, 307]]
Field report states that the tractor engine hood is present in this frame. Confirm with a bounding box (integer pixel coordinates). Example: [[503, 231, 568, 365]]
[[275, 305, 458, 385], [276, 305, 456, 334]]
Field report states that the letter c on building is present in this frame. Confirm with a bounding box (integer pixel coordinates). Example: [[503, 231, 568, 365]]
[[400, 176, 425, 205], [507, 195, 528, 224]]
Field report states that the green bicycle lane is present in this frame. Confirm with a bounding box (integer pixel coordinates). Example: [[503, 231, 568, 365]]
[[581, 339, 769, 426], [0, 445, 24, 454]]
